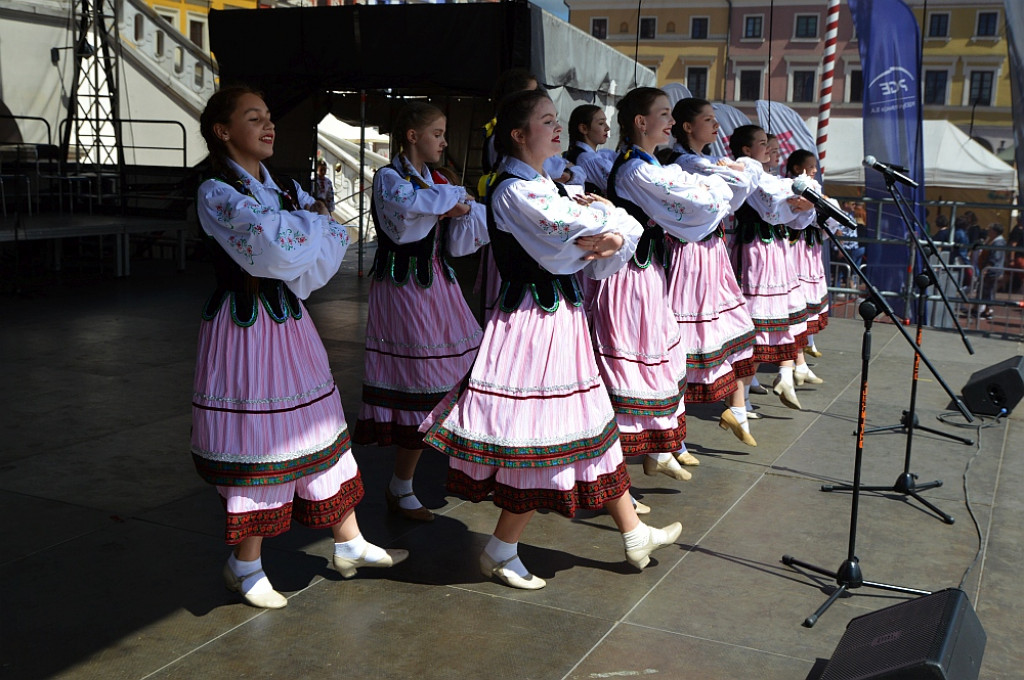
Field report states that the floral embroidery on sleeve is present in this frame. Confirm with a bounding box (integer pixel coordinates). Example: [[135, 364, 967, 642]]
[[227, 234, 260, 264], [538, 218, 571, 241]]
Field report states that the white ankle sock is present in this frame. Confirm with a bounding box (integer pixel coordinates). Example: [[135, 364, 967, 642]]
[[648, 452, 673, 463], [795, 363, 809, 376], [751, 376, 762, 389], [744, 383, 751, 399], [335, 534, 387, 563], [228, 554, 274, 595], [678, 442, 688, 453], [623, 522, 669, 551], [389, 475, 422, 510], [779, 366, 795, 381], [484, 535, 529, 577], [729, 406, 750, 433], [745, 398, 752, 411], [807, 334, 816, 347]]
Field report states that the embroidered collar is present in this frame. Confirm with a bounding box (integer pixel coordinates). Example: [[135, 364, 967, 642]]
[[623, 145, 661, 167]]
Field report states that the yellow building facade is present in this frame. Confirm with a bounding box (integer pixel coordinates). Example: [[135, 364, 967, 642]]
[[145, 0, 258, 55]]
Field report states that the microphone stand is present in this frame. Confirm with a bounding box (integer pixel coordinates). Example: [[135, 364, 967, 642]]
[[781, 218, 974, 628], [825, 173, 974, 525]]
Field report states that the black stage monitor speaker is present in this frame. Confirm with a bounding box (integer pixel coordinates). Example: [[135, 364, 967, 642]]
[[960, 355, 1024, 416], [821, 588, 985, 680]]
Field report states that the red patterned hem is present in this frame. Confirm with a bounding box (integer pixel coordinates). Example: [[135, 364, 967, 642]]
[[753, 342, 800, 363], [293, 472, 365, 529], [732, 357, 756, 379], [809, 312, 829, 334], [223, 473, 366, 544], [686, 371, 737, 404], [446, 463, 631, 518], [619, 415, 687, 456], [353, 419, 426, 450], [224, 503, 292, 544]]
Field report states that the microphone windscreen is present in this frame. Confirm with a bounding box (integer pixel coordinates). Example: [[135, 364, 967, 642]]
[[863, 155, 877, 167], [792, 177, 810, 194]]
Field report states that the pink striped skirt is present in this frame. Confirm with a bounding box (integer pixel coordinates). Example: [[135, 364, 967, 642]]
[[355, 255, 482, 449], [665, 235, 755, 403], [422, 290, 630, 516], [790, 234, 830, 335], [192, 299, 363, 544], [589, 262, 686, 455], [736, 237, 808, 363]]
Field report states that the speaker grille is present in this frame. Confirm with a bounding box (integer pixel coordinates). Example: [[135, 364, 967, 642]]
[[821, 591, 952, 680]]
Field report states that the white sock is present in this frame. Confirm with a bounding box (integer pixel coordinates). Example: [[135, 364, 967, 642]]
[[335, 534, 388, 563], [779, 366, 795, 382], [745, 398, 753, 411], [795, 363, 809, 376], [228, 554, 274, 595], [648, 452, 673, 463], [623, 522, 669, 551], [807, 334, 816, 347], [729, 406, 750, 433], [484, 535, 529, 578], [677, 442, 688, 454], [751, 376, 762, 389], [744, 382, 752, 399], [389, 474, 422, 510]]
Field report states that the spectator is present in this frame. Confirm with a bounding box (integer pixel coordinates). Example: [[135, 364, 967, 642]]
[[963, 210, 982, 246], [977, 223, 1006, 319], [311, 159, 335, 212]]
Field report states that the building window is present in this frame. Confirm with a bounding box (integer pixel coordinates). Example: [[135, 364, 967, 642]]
[[976, 11, 998, 37], [188, 17, 206, 49], [640, 17, 656, 39], [848, 69, 863, 103], [794, 14, 818, 39], [739, 70, 762, 100], [968, 70, 994, 106], [591, 17, 607, 40], [792, 70, 817, 103], [923, 70, 948, 105], [691, 17, 708, 39], [928, 13, 949, 38], [687, 67, 708, 99], [743, 15, 763, 40]]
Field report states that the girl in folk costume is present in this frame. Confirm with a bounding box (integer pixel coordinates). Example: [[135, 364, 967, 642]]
[[353, 102, 488, 522], [659, 98, 761, 446], [596, 86, 725, 476], [564, 104, 616, 195], [422, 89, 681, 590], [193, 87, 406, 609], [784, 150, 829, 379], [727, 125, 817, 411], [479, 70, 584, 314]]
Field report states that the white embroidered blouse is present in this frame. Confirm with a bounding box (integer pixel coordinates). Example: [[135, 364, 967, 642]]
[[490, 157, 643, 280], [196, 159, 350, 300]]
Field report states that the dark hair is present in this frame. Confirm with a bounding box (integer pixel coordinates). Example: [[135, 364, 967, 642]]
[[729, 124, 764, 159], [493, 89, 552, 158], [989, 223, 1004, 236], [390, 101, 445, 158], [615, 87, 666, 149], [766, 133, 778, 142], [935, 214, 949, 228], [669, 97, 712, 154], [199, 85, 263, 176], [492, 68, 540, 109], [785, 149, 816, 177], [568, 104, 602, 145]]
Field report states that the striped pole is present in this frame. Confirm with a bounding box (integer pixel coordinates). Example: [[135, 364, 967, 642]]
[[816, 0, 841, 175]]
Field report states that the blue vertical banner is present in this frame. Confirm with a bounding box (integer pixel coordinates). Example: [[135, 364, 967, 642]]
[[1005, 0, 1024, 203], [849, 0, 925, 319]]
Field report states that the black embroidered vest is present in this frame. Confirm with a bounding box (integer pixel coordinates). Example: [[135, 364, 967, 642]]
[[368, 169, 457, 288], [201, 172, 303, 327], [486, 172, 583, 313], [606, 151, 670, 270]]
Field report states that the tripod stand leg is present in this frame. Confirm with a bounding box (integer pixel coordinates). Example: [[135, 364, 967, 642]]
[[804, 583, 848, 628], [908, 492, 955, 524], [782, 554, 837, 580], [913, 424, 974, 445], [862, 423, 906, 435]]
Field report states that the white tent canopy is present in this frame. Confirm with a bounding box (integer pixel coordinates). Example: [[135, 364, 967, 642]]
[[810, 116, 1016, 190]]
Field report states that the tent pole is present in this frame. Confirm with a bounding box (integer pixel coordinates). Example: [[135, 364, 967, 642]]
[[816, 0, 840, 178], [358, 89, 366, 278]]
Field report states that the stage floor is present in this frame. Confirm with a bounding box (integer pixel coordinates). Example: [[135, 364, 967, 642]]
[[2, 253, 1021, 680]]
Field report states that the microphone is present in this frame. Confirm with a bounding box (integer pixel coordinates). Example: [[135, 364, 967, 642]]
[[863, 155, 919, 188], [791, 177, 859, 231]]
